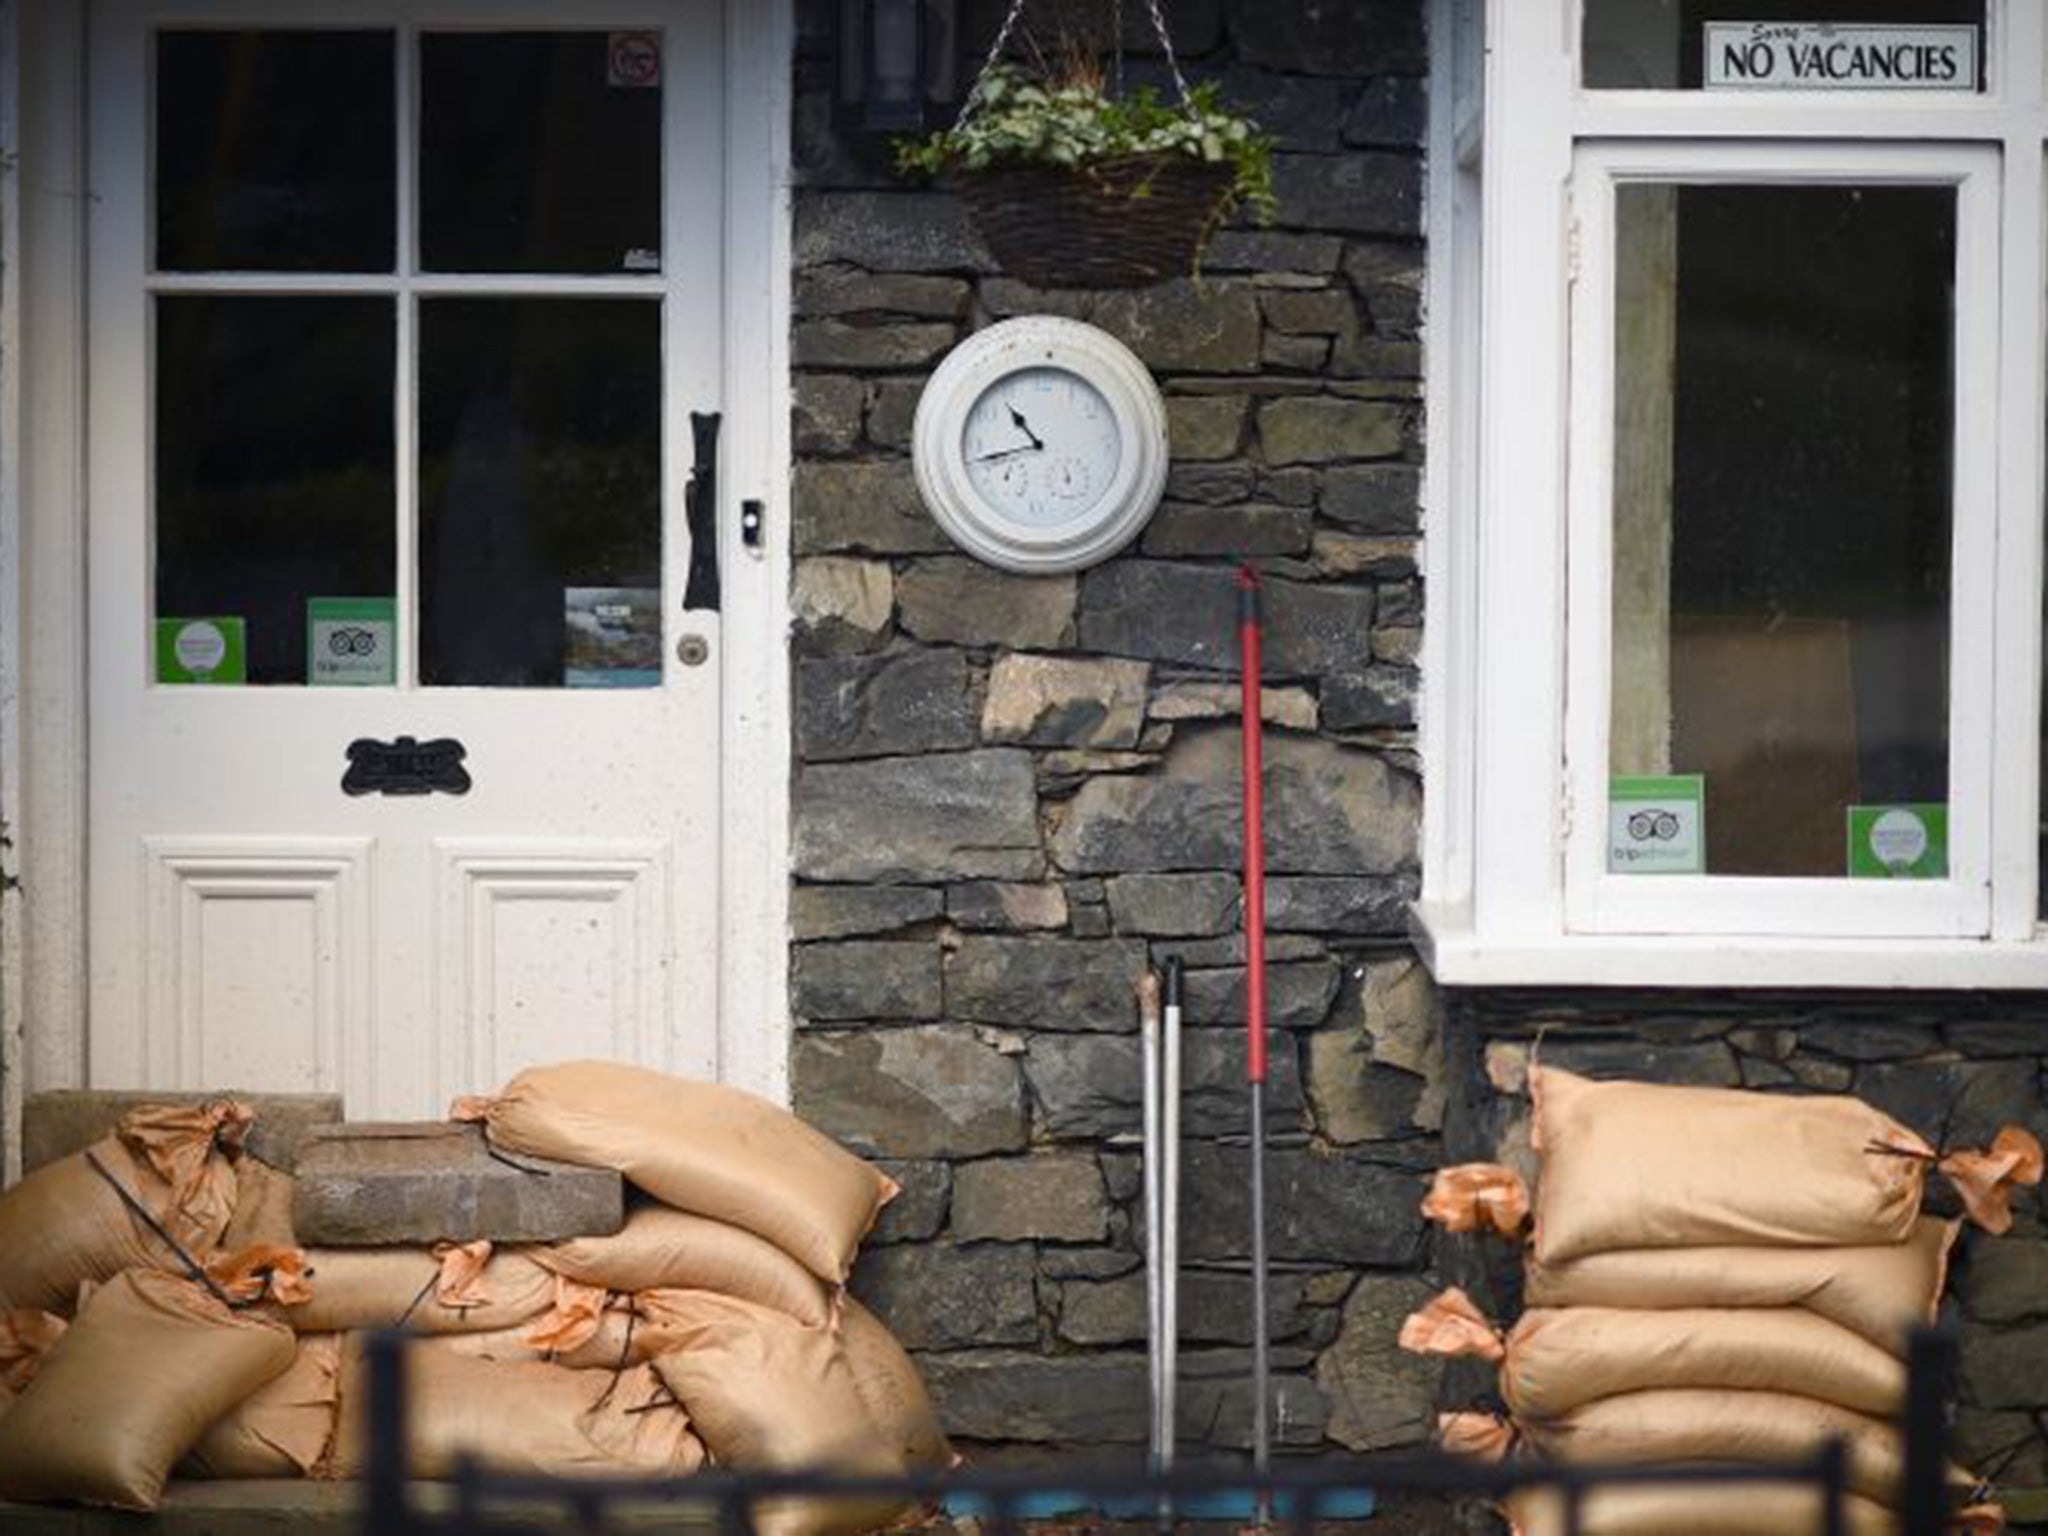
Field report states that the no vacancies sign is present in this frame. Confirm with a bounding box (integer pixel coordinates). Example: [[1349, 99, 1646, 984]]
[[1705, 23, 1978, 90]]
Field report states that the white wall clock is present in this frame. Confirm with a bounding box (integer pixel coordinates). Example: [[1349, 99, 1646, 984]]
[[912, 316, 1170, 574]]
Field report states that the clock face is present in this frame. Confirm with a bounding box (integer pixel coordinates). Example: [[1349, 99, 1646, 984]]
[[960, 367, 1124, 528], [911, 316, 1169, 573]]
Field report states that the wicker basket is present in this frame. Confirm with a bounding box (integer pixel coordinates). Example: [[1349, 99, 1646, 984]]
[[957, 153, 1237, 290]]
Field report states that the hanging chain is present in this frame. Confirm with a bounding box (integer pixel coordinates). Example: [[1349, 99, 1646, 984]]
[[1143, 0, 1196, 110], [951, 0, 1032, 131], [1112, 0, 1125, 98], [952, 0, 1196, 132]]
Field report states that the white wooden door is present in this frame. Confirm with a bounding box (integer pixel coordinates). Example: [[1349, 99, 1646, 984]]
[[85, 2, 725, 1117]]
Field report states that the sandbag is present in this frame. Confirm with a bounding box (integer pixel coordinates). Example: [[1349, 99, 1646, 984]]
[[1530, 1067, 1930, 1263], [221, 1156, 298, 1251], [1501, 1307, 1906, 1419], [0, 1100, 252, 1314], [0, 1268, 294, 1510], [1521, 1388, 1971, 1508], [1509, 1484, 1899, 1536], [182, 1333, 341, 1478], [1524, 1217, 1956, 1356], [650, 1290, 907, 1536], [329, 1342, 703, 1480], [291, 1246, 555, 1334], [535, 1204, 834, 1327], [839, 1298, 954, 1472], [411, 1303, 645, 1372], [457, 1061, 896, 1282]]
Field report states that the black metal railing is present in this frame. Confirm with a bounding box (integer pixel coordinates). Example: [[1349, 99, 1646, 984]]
[[361, 1328, 1962, 1536]]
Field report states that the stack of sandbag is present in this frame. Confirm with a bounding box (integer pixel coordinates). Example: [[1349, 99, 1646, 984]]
[[0, 1062, 951, 1535], [0, 1100, 322, 1509], [1405, 1065, 2041, 1536]]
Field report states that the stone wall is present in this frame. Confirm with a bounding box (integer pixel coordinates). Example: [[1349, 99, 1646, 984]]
[[785, 0, 1440, 1463], [1441, 990, 2048, 1529]]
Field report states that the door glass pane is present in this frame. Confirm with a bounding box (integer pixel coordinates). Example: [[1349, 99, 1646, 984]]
[[1583, 2, 1984, 91], [418, 299, 663, 688], [419, 32, 664, 275], [156, 297, 397, 685], [156, 31, 396, 273], [1607, 183, 1955, 879]]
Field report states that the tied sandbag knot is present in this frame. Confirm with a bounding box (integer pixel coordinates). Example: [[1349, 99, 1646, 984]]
[[1938, 1128, 2045, 1237], [204, 1245, 313, 1307], [119, 1098, 256, 1198], [1438, 1409, 1518, 1462], [0, 1309, 66, 1392], [431, 1241, 496, 1310], [1865, 1126, 2045, 1235], [1399, 1287, 1507, 1363], [1422, 1163, 1531, 1238], [523, 1276, 611, 1356]]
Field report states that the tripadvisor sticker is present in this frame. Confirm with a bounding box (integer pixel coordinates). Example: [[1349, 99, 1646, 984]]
[[1847, 803, 1948, 880], [1608, 774, 1705, 875], [308, 597, 396, 686], [156, 617, 246, 684]]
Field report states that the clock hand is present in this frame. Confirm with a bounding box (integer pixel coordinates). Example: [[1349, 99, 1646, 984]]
[[970, 443, 1044, 464], [1006, 406, 1045, 450]]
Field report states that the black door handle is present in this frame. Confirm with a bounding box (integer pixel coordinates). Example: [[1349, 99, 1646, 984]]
[[683, 411, 722, 612]]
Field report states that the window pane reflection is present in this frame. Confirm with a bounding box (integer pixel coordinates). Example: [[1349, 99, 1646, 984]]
[[418, 299, 663, 688], [156, 297, 397, 685], [156, 30, 396, 272], [1608, 184, 1955, 879], [419, 32, 663, 274]]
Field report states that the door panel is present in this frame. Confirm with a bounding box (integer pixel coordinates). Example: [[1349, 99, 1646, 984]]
[[88, 3, 723, 1116]]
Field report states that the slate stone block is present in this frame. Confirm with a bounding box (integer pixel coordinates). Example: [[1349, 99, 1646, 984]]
[[792, 939, 943, 1022], [792, 1026, 1028, 1159], [794, 750, 1043, 883], [293, 1122, 623, 1245], [852, 1241, 1040, 1351]]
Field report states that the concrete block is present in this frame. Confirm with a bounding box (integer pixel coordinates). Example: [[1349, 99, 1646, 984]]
[[22, 1090, 343, 1174], [291, 1122, 623, 1246]]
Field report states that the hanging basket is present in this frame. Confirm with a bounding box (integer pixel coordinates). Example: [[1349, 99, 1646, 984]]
[[956, 152, 1237, 290]]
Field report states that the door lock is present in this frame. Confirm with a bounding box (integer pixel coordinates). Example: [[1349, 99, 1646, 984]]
[[676, 634, 711, 667]]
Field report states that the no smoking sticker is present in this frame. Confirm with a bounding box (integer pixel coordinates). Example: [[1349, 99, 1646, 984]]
[[608, 31, 661, 88]]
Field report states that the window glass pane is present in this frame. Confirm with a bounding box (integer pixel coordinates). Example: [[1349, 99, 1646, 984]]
[[1583, 1, 1983, 91], [419, 299, 663, 688], [1608, 184, 1955, 879], [156, 297, 397, 685], [419, 32, 663, 274], [156, 31, 396, 272]]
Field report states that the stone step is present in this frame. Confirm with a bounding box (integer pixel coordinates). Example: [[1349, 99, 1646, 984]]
[[293, 1122, 623, 1246], [22, 1091, 344, 1175], [0, 1482, 722, 1534]]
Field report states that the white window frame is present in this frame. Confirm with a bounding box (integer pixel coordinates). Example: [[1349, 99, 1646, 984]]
[[1417, 0, 2048, 987], [1564, 140, 2001, 939]]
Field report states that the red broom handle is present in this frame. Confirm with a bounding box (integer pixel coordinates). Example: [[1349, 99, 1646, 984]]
[[1237, 566, 1268, 1087]]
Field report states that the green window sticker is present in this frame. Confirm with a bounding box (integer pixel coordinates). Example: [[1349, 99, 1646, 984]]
[[1609, 774, 1705, 875], [308, 597, 396, 686], [156, 617, 246, 684], [1847, 803, 1948, 879]]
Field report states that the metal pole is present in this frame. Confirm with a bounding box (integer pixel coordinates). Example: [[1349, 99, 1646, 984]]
[[1161, 955, 1184, 1533], [1237, 565, 1272, 1529], [365, 1331, 412, 1536], [1140, 968, 1165, 1487], [1901, 1328, 1955, 1536]]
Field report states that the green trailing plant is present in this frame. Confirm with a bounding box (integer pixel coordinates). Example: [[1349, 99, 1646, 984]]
[[896, 60, 1276, 225]]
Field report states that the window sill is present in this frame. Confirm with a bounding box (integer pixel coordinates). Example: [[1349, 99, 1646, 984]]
[[1413, 900, 2048, 991]]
